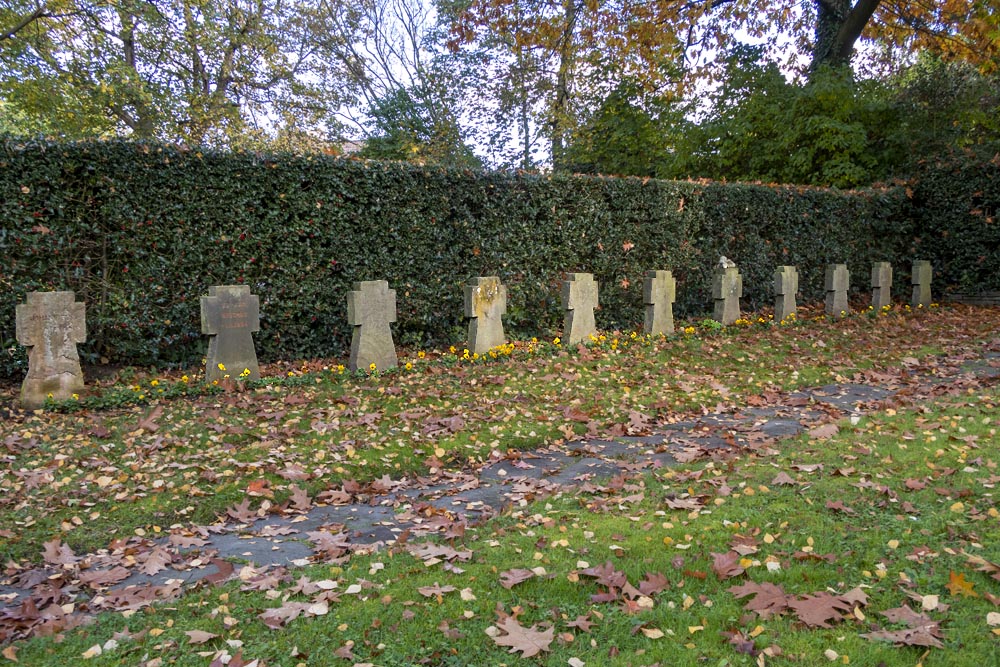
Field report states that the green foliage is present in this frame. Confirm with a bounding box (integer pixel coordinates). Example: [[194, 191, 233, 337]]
[[908, 147, 1000, 296], [357, 86, 482, 169], [564, 82, 685, 177], [887, 53, 1000, 166], [664, 49, 1000, 188], [0, 137, 991, 379], [669, 51, 898, 188]]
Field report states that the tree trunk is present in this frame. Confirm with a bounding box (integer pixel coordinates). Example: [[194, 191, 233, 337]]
[[551, 0, 576, 171], [809, 0, 882, 74]]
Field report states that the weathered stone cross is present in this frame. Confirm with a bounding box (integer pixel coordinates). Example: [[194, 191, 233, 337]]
[[465, 276, 507, 354], [347, 280, 398, 371], [871, 262, 893, 310], [643, 270, 675, 335], [561, 273, 598, 344], [774, 266, 799, 321], [16, 291, 86, 408], [201, 285, 261, 383], [825, 264, 850, 317], [713, 264, 742, 325]]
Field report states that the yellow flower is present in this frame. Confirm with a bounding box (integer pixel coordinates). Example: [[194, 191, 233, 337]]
[[181, 375, 189, 383], [337, 364, 345, 373], [369, 362, 377, 372], [450, 345, 457, 354], [417, 351, 426, 359], [72, 393, 79, 400], [150, 379, 159, 387], [217, 363, 226, 371], [241, 368, 250, 377], [405, 362, 413, 370], [472, 352, 479, 360], [287, 371, 295, 376], [553, 337, 561, 345]]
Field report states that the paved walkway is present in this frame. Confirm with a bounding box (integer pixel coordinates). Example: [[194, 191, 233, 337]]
[[2, 350, 998, 617]]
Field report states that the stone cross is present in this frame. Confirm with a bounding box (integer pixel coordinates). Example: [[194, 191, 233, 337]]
[[347, 280, 398, 371], [712, 264, 742, 325], [871, 262, 893, 310], [773, 266, 799, 322], [911, 260, 932, 308], [201, 285, 261, 383], [15, 291, 86, 409], [561, 273, 598, 344], [464, 276, 507, 354], [825, 264, 850, 317], [643, 270, 676, 335]]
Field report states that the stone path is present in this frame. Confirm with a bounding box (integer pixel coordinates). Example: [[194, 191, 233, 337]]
[[2, 350, 998, 609]]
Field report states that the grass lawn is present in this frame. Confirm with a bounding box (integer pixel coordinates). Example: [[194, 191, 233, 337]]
[[2, 303, 1000, 665]]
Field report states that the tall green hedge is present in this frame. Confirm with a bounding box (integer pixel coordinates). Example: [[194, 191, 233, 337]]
[[1, 139, 985, 379], [907, 148, 1000, 293]]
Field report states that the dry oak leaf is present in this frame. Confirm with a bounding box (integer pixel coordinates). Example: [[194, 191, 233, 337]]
[[185, 630, 219, 645], [808, 423, 839, 439], [711, 551, 746, 579], [787, 591, 861, 628], [946, 571, 978, 597], [963, 552, 1000, 582], [79, 566, 132, 589], [825, 500, 855, 515], [565, 614, 595, 633], [139, 546, 174, 576], [637, 572, 671, 596], [771, 472, 797, 486], [491, 617, 554, 658], [580, 561, 628, 589], [41, 538, 77, 567], [499, 569, 536, 589], [861, 605, 944, 648], [417, 583, 457, 598], [225, 498, 258, 524], [728, 581, 792, 619]]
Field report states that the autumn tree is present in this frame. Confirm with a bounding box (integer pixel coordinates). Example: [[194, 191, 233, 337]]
[[0, 0, 339, 145], [316, 0, 480, 166], [442, 0, 1000, 170]]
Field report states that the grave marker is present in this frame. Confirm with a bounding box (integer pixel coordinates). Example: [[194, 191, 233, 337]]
[[713, 263, 742, 325], [347, 280, 398, 371], [825, 264, 850, 317], [871, 262, 893, 310], [15, 291, 86, 409], [773, 266, 799, 321], [911, 260, 932, 308], [643, 270, 676, 335], [201, 285, 260, 383], [561, 273, 598, 344], [464, 276, 507, 354]]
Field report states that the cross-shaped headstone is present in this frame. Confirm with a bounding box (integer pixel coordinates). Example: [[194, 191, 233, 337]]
[[15, 291, 87, 409], [464, 276, 507, 354], [561, 273, 598, 344], [347, 280, 398, 371], [201, 285, 261, 383], [643, 270, 676, 335], [773, 266, 799, 322], [871, 262, 893, 310], [911, 260, 933, 308], [825, 264, 850, 317], [712, 264, 742, 325]]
